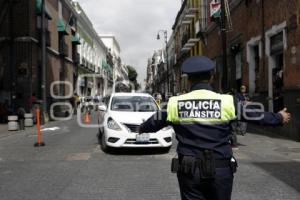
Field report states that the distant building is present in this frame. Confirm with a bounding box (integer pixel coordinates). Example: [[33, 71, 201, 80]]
[[72, 1, 108, 97], [168, 0, 205, 93], [146, 50, 166, 95], [100, 35, 129, 92]]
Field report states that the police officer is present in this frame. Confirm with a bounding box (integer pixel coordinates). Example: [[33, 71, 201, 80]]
[[139, 56, 291, 200]]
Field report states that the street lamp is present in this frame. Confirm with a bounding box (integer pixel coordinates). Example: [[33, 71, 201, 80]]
[[156, 30, 169, 95]]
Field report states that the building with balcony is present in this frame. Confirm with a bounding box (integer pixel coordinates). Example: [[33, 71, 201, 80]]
[[145, 49, 167, 95], [72, 1, 108, 97], [0, 0, 111, 117], [167, 32, 178, 95], [169, 0, 207, 92], [0, 0, 81, 112], [100, 35, 129, 92]]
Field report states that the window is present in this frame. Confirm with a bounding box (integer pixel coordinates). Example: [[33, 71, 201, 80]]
[[254, 45, 260, 92], [111, 96, 158, 112], [245, 0, 252, 6]]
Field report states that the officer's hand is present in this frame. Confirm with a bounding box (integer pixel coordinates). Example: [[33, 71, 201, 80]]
[[278, 108, 291, 124]]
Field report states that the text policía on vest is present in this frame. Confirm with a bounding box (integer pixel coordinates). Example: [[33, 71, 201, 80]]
[[178, 99, 222, 119]]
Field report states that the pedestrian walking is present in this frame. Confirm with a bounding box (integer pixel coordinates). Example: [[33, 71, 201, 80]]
[[139, 56, 291, 200], [27, 93, 37, 112]]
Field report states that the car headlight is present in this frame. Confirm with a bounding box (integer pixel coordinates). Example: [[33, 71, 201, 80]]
[[162, 126, 172, 131], [107, 118, 122, 131]]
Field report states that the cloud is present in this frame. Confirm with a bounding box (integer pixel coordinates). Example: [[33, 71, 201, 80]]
[[76, 0, 181, 87]]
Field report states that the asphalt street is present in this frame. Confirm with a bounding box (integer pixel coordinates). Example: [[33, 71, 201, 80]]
[[0, 115, 299, 200]]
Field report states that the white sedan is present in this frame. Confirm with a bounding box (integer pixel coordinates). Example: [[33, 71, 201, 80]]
[[97, 93, 174, 152]]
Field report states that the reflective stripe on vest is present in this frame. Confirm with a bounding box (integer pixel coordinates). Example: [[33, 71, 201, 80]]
[[167, 90, 236, 123]]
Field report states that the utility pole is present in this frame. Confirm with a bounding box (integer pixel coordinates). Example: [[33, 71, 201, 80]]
[[261, 0, 265, 88], [164, 31, 170, 95], [41, 0, 47, 120], [9, 0, 16, 113], [220, 0, 228, 92]]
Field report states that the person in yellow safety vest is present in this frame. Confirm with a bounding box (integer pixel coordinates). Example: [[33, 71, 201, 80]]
[[155, 93, 162, 107], [139, 56, 291, 200]]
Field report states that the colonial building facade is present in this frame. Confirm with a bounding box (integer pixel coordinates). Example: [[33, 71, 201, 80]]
[[204, 0, 300, 140], [169, 0, 206, 93], [100, 35, 129, 93], [147, 0, 206, 95], [0, 0, 115, 117], [72, 1, 108, 97], [148, 0, 300, 140], [145, 49, 167, 95]]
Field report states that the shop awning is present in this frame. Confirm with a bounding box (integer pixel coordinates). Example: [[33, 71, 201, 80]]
[[36, 0, 52, 19], [102, 60, 112, 74], [56, 18, 68, 35], [71, 35, 81, 45]]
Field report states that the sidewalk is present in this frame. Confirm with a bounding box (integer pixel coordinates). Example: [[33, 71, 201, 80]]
[[0, 116, 76, 139], [0, 123, 35, 139], [248, 122, 300, 142], [236, 132, 300, 162]]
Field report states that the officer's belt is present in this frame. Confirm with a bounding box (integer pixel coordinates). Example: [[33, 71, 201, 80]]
[[178, 155, 231, 168]]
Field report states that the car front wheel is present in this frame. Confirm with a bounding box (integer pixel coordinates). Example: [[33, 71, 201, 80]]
[[101, 132, 110, 153]]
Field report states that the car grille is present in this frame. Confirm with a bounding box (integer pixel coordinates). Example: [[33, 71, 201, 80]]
[[124, 124, 140, 133], [125, 139, 159, 145]]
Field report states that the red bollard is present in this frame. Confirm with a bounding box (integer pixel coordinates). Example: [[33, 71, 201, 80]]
[[34, 108, 45, 147]]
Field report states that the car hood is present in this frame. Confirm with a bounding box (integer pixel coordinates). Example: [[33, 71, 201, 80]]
[[109, 111, 155, 125]]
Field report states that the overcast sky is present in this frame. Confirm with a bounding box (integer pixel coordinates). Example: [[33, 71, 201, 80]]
[[76, 0, 182, 88]]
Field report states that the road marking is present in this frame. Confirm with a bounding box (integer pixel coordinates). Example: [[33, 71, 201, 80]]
[[93, 145, 101, 153], [41, 127, 60, 131], [65, 153, 91, 161], [234, 152, 250, 160]]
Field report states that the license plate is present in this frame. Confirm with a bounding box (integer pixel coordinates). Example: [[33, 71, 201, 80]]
[[136, 133, 149, 143]]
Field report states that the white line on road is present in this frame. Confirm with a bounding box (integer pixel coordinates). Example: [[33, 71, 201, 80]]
[[41, 127, 60, 131]]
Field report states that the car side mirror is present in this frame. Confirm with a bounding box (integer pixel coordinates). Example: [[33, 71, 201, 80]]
[[98, 104, 107, 112]]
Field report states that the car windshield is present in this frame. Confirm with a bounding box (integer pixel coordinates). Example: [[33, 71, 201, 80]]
[[111, 96, 158, 112]]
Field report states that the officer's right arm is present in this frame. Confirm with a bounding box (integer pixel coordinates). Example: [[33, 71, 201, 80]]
[[139, 110, 169, 133], [139, 97, 175, 133]]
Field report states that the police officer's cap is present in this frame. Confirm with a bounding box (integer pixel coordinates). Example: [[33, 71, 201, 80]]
[[181, 56, 215, 75]]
